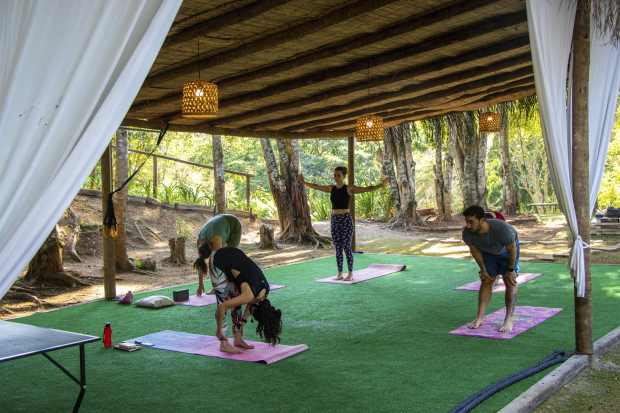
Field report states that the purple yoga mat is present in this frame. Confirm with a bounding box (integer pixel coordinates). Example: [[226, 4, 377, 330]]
[[454, 273, 543, 292], [175, 285, 286, 307], [126, 330, 307, 364], [446, 306, 563, 340], [315, 264, 406, 284]]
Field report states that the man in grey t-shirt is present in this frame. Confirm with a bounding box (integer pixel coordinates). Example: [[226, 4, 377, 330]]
[[462, 205, 520, 332]]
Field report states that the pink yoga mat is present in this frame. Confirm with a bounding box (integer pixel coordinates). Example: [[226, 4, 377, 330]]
[[175, 285, 286, 307], [315, 264, 406, 284], [454, 273, 543, 292], [446, 306, 563, 340], [126, 330, 307, 364]]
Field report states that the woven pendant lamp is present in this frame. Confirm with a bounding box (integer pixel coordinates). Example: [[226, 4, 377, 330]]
[[183, 80, 218, 118], [479, 111, 500, 133], [182, 38, 218, 118], [356, 114, 384, 142]]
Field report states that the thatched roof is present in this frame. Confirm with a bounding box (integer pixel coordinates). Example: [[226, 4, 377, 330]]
[[122, 0, 534, 139]]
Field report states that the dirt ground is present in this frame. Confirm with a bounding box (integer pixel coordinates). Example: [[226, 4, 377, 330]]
[[2, 193, 619, 319]]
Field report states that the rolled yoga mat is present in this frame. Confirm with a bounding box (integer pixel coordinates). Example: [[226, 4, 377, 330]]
[[454, 273, 543, 293], [446, 306, 563, 340], [126, 330, 307, 364], [175, 285, 286, 307], [315, 264, 406, 284]]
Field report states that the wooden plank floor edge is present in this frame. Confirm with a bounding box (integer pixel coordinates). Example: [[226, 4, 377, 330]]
[[497, 324, 620, 413]]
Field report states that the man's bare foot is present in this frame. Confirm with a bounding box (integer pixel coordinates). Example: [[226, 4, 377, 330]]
[[206, 288, 215, 295], [220, 339, 243, 354], [499, 318, 514, 332], [233, 338, 254, 349], [344, 272, 354, 281], [335, 272, 344, 280], [468, 318, 484, 329]]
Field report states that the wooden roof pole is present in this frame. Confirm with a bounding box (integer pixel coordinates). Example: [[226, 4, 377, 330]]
[[100, 143, 116, 299], [572, 0, 593, 361], [348, 135, 356, 252]]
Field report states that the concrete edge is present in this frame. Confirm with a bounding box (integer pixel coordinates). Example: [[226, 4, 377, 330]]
[[498, 324, 620, 413]]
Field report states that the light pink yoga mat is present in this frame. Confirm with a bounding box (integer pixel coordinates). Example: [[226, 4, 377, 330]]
[[446, 306, 563, 340], [175, 285, 286, 307], [454, 273, 543, 292], [315, 264, 406, 284], [127, 330, 307, 364]]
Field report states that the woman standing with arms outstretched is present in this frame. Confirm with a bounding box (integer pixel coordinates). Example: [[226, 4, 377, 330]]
[[299, 167, 389, 281]]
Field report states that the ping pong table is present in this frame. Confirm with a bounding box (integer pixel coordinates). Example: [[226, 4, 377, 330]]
[[0, 320, 100, 412]]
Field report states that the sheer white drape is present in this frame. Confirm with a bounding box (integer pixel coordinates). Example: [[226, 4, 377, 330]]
[[0, 0, 181, 298], [526, 0, 620, 297]]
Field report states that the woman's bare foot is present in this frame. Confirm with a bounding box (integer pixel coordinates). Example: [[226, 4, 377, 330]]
[[499, 317, 514, 332], [233, 337, 254, 349], [468, 317, 484, 329], [344, 272, 354, 281], [335, 272, 344, 280], [220, 339, 243, 354], [206, 288, 215, 295]]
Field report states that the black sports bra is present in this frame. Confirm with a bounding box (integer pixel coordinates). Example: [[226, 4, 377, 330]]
[[330, 184, 351, 209]]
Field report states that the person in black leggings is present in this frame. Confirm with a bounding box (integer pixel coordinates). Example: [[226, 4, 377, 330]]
[[194, 247, 282, 354], [300, 166, 389, 281]]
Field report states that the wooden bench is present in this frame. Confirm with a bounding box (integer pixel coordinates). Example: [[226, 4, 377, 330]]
[[592, 217, 620, 235]]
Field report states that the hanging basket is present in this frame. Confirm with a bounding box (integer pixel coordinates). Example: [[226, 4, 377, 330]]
[[182, 80, 218, 118], [356, 114, 384, 142], [479, 111, 500, 133]]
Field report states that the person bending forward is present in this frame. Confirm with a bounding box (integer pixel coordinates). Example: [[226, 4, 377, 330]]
[[195, 214, 242, 296], [299, 166, 389, 281], [462, 205, 520, 332], [194, 247, 282, 354]]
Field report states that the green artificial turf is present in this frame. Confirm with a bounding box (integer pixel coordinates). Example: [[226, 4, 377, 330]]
[[2, 254, 619, 413]]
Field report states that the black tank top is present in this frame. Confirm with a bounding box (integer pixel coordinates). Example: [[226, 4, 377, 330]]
[[212, 247, 270, 297], [330, 184, 351, 209]]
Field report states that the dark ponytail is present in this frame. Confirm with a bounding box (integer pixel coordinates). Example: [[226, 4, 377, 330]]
[[251, 299, 282, 347], [193, 242, 212, 274]]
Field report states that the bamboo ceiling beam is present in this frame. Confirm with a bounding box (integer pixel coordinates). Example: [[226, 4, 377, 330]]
[[217, 41, 531, 128], [128, 0, 502, 114], [120, 119, 353, 140], [239, 56, 532, 131], [142, 0, 401, 88], [287, 70, 534, 131], [211, 11, 527, 112], [162, 0, 294, 49]]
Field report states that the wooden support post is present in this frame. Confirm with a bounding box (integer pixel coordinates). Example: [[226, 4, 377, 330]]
[[100, 143, 116, 299], [348, 136, 356, 251], [153, 155, 158, 199], [246, 175, 251, 211], [572, 2, 593, 360]]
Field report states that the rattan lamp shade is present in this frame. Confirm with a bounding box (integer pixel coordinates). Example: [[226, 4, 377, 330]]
[[182, 80, 218, 118], [479, 112, 500, 133], [356, 114, 384, 142]]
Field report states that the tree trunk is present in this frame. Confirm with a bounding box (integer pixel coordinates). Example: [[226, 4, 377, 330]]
[[212, 135, 226, 215], [165, 237, 186, 265], [461, 111, 479, 208], [24, 226, 87, 287], [382, 130, 401, 218], [259, 224, 278, 249], [260, 138, 331, 246], [66, 207, 82, 262], [498, 103, 517, 215], [114, 129, 132, 270], [433, 118, 445, 220], [477, 109, 489, 209], [443, 115, 457, 221]]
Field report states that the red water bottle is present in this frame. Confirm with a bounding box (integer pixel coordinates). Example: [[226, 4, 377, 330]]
[[103, 322, 112, 347]]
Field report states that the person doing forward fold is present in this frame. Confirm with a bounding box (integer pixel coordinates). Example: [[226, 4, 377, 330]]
[[193, 247, 282, 354], [299, 166, 389, 281], [462, 205, 520, 332], [195, 214, 242, 296]]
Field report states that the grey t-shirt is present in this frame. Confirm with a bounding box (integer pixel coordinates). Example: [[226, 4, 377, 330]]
[[462, 219, 518, 256]]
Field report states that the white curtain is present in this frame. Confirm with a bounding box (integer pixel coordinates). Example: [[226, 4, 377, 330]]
[[0, 0, 182, 298], [527, 0, 620, 297]]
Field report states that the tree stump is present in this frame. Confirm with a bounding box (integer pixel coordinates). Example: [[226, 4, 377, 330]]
[[24, 226, 88, 288], [165, 237, 186, 265], [259, 225, 278, 249], [66, 207, 82, 262]]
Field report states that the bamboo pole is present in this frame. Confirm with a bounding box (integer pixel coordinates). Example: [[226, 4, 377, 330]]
[[572, 2, 593, 360], [246, 175, 251, 211], [153, 155, 158, 199], [100, 143, 116, 299], [348, 136, 356, 251]]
